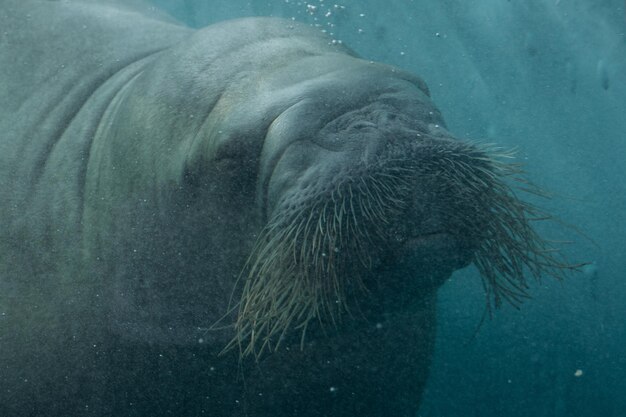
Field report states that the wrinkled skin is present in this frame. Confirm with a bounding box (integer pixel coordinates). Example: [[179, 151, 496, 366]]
[[1, 1, 478, 416]]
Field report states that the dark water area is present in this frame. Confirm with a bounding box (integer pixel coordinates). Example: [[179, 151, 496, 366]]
[[150, 0, 626, 415]]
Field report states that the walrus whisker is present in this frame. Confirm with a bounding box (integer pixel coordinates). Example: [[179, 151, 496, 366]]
[[225, 139, 580, 358]]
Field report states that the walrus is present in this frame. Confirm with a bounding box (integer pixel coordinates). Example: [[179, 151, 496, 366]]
[[0, 1, 573, 416]]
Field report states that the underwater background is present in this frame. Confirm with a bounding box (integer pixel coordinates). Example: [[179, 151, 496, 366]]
[[156, 0, 625, 415]]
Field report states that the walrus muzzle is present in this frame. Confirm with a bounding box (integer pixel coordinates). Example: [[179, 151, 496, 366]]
[[232, 125, 568, 357]]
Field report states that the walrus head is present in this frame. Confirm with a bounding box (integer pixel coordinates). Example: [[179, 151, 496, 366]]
[[214, 57, 572, 358]]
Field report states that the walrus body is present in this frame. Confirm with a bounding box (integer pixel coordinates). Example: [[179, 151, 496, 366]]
[[1, 1, 567, 416]]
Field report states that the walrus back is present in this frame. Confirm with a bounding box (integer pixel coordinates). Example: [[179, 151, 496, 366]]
[[0, 2, 191, 414], [0, 0, 189, 268]]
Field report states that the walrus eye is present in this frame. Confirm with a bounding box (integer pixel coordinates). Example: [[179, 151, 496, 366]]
[[348, 121, 377, 130]]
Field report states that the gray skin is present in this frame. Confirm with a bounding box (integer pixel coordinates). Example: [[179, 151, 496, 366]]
[[1, 1, 473, 416]]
